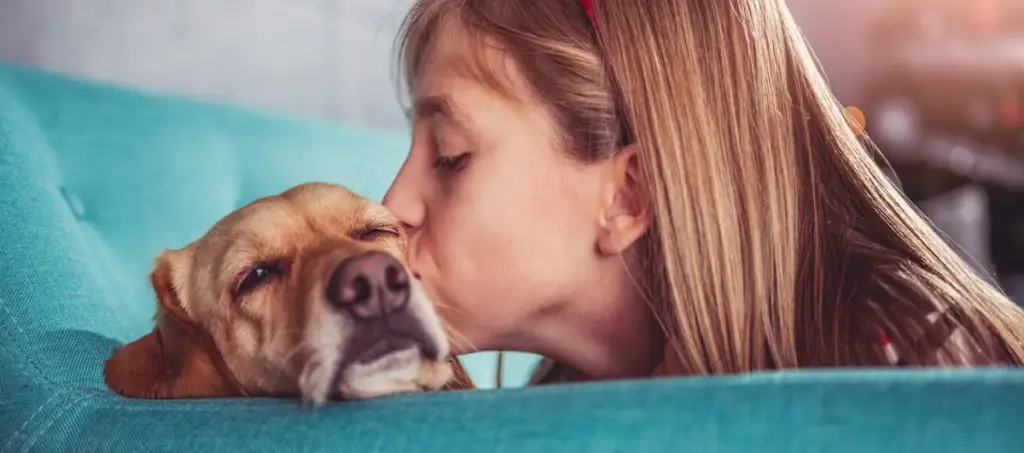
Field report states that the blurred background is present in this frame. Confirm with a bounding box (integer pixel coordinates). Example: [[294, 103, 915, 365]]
[[0, 0, 1022, 386]]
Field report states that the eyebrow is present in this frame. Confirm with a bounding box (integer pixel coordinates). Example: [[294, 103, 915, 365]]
[[411, 94, 474, 132]]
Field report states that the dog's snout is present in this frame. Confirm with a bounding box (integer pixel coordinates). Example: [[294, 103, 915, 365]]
[[326, 251, 410, 319]]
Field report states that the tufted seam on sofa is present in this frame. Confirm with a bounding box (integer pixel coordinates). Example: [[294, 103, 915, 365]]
[[19, 392, 97, 453], [0, 389, 68, 452], [0, 296, 58, 389]]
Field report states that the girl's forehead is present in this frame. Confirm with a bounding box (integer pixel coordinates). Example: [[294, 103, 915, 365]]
[[419, 37, 487, 85], [415, 36, 533, 109], [409, 15, 525, 94]]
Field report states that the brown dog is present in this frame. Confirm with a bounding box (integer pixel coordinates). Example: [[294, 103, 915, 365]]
[[105, 182, 473, 405]]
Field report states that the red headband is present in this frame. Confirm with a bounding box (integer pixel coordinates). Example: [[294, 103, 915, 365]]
[[581, 0, 598, 31]]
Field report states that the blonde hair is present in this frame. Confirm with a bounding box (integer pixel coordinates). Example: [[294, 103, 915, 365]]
[[398, 0, 1024, 375]]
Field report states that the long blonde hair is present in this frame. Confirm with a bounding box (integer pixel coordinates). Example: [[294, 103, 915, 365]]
[[398, 0, 1024, 375]]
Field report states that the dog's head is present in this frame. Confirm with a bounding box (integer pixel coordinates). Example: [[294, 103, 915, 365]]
[[105, 182, 468, 404]]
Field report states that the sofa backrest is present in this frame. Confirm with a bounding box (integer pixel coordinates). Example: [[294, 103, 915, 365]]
[[0, 62, 408, 385]]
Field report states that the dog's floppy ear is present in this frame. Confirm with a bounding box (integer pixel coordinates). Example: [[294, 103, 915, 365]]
[[104, 250, 237, 399]]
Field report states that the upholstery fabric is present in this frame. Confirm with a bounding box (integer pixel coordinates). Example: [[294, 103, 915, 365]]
[[2, 62, 1024, 452]]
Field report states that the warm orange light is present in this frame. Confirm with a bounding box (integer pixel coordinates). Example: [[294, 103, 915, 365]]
[[844, 106, 866, 136]]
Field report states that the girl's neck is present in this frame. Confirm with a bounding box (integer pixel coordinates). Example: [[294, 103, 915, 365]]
[[519, 264, 664, 381]]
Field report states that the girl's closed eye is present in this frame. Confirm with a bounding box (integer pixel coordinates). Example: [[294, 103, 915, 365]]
[[433, 153, 470, 172], [430, 115, 472, 173]]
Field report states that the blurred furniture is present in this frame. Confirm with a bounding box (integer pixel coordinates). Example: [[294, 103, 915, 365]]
[[865, 0, 1024, 302], [3, 62, 1024, 452], [866, 39, 1024, 189]]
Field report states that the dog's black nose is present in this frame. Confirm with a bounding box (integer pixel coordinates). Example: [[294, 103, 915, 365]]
[[326, 251, 410, 319]]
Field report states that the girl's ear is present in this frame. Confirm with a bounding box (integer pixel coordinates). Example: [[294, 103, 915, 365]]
[[597, 144, 651, 255]]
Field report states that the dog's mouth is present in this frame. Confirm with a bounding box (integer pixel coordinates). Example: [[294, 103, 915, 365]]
[[352, 336, 423, 365]]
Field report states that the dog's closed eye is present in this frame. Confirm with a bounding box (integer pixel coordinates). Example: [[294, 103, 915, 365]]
[[233, 262, 284, 301], [357, 227, 399, 242]]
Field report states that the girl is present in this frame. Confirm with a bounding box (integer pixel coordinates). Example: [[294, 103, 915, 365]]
[[383, 0, 1024, 384]]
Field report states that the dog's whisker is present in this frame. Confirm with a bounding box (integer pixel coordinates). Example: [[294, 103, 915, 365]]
[[266, 340, 317, 386], [298, 351, 336, 406], [444, 327, 478, 353], [429, 300, 472, 317], [298, 357, 319, 403]]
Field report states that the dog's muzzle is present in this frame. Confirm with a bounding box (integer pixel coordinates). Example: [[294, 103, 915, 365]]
[[325, 250, 440, 367]]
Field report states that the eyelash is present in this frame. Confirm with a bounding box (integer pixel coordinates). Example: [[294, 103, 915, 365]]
[[433, 153, 469, 172], [424, 116, 470, 173], [232, 261, 284, 302], [358, 228, 400, 241]]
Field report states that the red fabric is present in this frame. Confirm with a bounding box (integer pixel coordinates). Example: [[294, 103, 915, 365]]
[[1000, 100, 1020, 128], [580, 0, 598, 31]]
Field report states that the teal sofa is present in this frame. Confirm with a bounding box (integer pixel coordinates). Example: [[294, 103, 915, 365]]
[[2, 62, 1024, 452]]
